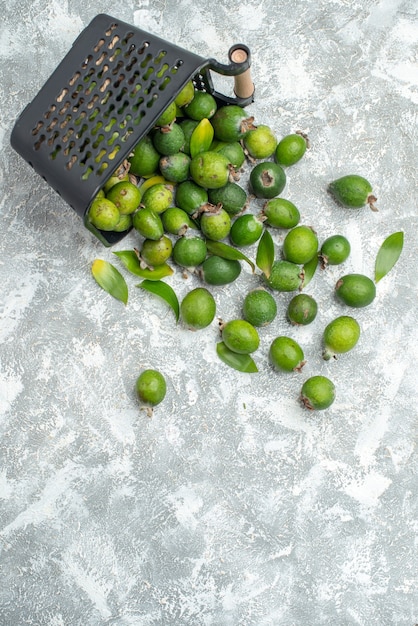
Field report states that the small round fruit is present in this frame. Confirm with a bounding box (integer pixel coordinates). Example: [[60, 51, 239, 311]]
[[113, 213, 132, 232], [190, 151, 230, 189], [335, 273, 376, 308], [261, 198, 300, 229], [200, 207, 231, 241], [221, 320, 260, 354], [287, 294, 318, 326], [140, 235, 172, 266], [300, 376, 336, 410], [132, 208, 164, 240], [88, 197, 120, 231], [152, 123, 185, 155], [269, 336, 305, 372], [212, 141, 246, 168], [175, 81, 195, 107], [328, 174, 377, 210], [173, 236, 207, 268], [136, 369, 166, 407], [175, 180, 208, 215], [242, 289, 277, 327], [264, 260, 303, 292], [155, 101, 177, 127], [180, 287, 216, 330], [208, 182, 247, 216], [201, 256, 241, 285], [230, 214, 263, 247], [210, 105, 255, 142], [275, 132, 308, 166], [184, 91, 217, 120], [320, 235, 351, 267], [129, 136, 160, 177], [161, 207, 193, 235], [282, 225, 318, 264], [250, 161, 286, 199], [106, 180, 141, 215], [243, 124, 277, 159], [159, 152, 191, 183], [322, 315, 360, 360], [141, 184, 174, 214]]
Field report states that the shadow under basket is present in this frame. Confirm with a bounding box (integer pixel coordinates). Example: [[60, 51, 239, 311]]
[[10, 13, 254, 246]]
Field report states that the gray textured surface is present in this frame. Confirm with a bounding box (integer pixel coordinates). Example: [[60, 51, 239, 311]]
[[1, 1, 418, 625]]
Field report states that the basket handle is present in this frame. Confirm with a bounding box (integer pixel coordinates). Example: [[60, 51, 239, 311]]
[[207, 44, 255, 106]]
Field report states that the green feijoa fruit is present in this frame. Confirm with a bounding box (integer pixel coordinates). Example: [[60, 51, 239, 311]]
[[250, 161, 286, 199], [141, 183, 174, 214], [175, 180, 208, 217], [264, 260, 303, 292], [88, 197, 120, 231], [261, 198, 300, 229], [184, 91, 217, 120], [200, 206, 231, 241], [212, 141, 246, 168], [242, 288, 277, 327], [159, 152, 191, 183], [221, 319, 260, 354], [132, 207, 164, 240], [106, 180, 141, 215], [136, 369, 167, 407], [161, 207, 193, 235], [190, 151, 231, 189], [300, 376, 336, 410], [322, 315, 360, 361], [155, 101, 177, 127], [180, 287, 216, 330], [208, 182, 247, 216], [140, 235, 173, 266], [103, 162, 129, 193], [328, 174, 377, 210], [113, 213, 132, 232], [201, 255, 241, 285], [287, 293, 318, 326], [269, 336, 306, 372], [129, 135, 160, 177], [172, 236, 207, 268], [178, 119, 199, 155], [243, 124, 277, 159], [152, 123, 185, 155], [230, 214, 263, 247], [319, 234, 351, 267], [335, 273, 376, 308], [175, 80, 195, 107], [210, 105, 255, 142], [282, 225, 319, 264], [275, 132, 308, 166]]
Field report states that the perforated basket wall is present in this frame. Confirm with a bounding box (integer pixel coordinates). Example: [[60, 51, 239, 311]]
[[11, 13, 253, 245]]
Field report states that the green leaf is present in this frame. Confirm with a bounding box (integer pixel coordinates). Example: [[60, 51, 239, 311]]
[[91, 259, 128, 304], [114, 250, 174, 280], [302, 254, 319, 288], [137, 279, 180, 321], [256, 229, 274, 278], [374, 231, 404, 283], [190, 118, 214, 158], [216, 342, 259, 373], [206, 240, 255, 272]]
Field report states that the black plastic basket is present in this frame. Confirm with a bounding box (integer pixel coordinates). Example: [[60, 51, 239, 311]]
[[11, 13, 254, 245]]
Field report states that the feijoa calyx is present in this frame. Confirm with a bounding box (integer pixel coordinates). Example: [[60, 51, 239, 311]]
[[328, 174, 377, 211]]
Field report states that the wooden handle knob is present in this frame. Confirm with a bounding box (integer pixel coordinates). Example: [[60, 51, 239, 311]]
[[230, 48, 254, 100]]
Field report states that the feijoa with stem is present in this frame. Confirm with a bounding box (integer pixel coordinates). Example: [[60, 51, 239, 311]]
[[322, 315, 360, 360], [319, 234, 351, 267], [300, 376, 336, 410], [129, 135, 160, 177], [335, 273, 376, 308], [275, 132, 309, 166], [264, 260, 304, 292], [161, 207, 193, 235], [180, 287, 216, 330], [328, 174, 377, 210], [250, 161, 286, 199], [152, 122, 185, 155], [175, 180, 208, 215], [269, 336, 306, 372], [261, 198, 300, 229], [200, 205, 231, 241], [140, 235, 173, 267], [221, 319, 260, 354], [210, 104, 255, 142], [243, 124, 277, 159], [242, 288, 277, 327], [287, 293, 318, 326]]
